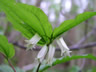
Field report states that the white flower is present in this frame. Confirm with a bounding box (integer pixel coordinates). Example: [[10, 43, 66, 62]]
[[46, 45, 55, 65], [25, 33, 41, 50], [36, 45, 48, 63], [63, 50, 72, 57], [56, 37, 72, 57]]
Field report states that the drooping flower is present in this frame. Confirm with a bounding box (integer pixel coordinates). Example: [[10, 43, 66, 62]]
[[63, 50, 72, 57], [46, 45, 55, 65], [56, 37, 72, 57], [25, 33, 41, 50], [36, 45, 48, 63]]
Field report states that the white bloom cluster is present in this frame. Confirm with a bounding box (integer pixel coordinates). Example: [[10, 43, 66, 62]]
[[36, 44, 55, 65], [25, 33, 71, 65]]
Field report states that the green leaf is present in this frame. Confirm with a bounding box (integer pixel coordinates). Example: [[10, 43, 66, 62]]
[[17, 3, 53, 39], [0, 35, 15, 59], [39, 54, 96, 72], [53, 12, 96, 39], [0, 0, 45, 36], [0, 8, 1, 12], [0, 1, 35, 38], [0, 0, 53, 44]]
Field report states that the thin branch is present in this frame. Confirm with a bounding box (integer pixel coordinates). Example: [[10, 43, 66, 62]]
[[13, 42, 96, 51], [70, 42, 96, 50], [72, 28, 95, 47]]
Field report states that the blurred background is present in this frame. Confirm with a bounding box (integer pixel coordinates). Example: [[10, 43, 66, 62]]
[[0, 0, 96, 72]]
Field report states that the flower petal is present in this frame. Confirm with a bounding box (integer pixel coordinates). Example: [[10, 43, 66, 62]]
[[25, 33, 41, 50], [59, 37, 69, 50], [63, 50, 72, 57], [37, 45, 48, 63], [56, 37, 71, 56], [46, 45, 55, 65]]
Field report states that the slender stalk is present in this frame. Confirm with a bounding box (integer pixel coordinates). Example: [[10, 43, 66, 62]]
[[0, 53, 16, 72], [8, 60, 16, 72], [36, 63, 41, 72]]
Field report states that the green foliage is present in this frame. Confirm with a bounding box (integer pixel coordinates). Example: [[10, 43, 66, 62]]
[[87, 67, 96, 72], [44, 69, 68, 72], [53, 12, 96, 38], [38, 54, 96, 72], [0, 0, 53, 45], [17, 3, 53, 39], [69, 66, 80, 72], [0, 8, 1, 12], [0, 0, 96, 45], [44, 66, 80, 72], [0, 65, 25, 72], [0, 0, 96, 71], [0, 35, 15, 59]]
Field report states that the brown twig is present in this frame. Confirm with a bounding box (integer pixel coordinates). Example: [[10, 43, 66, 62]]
[[13, 42, 96, 51], [72, 28, 95, 47]]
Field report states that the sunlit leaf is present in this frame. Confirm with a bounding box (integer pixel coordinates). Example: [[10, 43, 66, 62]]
[[0, 0, 53, 45], [0, 8, 1, 12], [0, 35, 15, 59], [17, 3, 53, 39], [39, 54, 96, 72], [53, 12, 96, 39]]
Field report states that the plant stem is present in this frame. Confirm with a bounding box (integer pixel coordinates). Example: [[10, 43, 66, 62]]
[[0, 53, 16, 72], [8, 60, 16, 72], [36, 62, 41, 72]]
